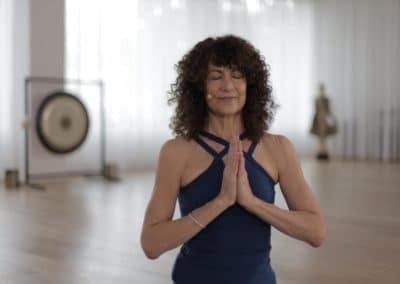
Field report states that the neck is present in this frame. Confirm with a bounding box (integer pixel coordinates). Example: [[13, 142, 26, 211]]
[[204, 113, 244, 141]]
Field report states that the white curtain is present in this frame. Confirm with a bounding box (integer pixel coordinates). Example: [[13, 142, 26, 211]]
[[0, 0, 16, 180], [2, 1, 399, 181], [313, 0, 400, 160], [65, 0, 315, 170], [0, 0, 29, 181]]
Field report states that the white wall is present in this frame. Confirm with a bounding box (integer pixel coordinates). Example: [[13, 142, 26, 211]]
[[30, 0, 64, 77], [0, 0, 30, 181], [0, 0, 65, 181]]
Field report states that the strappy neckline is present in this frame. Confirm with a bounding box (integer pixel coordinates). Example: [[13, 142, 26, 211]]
[[199, 130, 247, 146], [195, 130, 257, 159]]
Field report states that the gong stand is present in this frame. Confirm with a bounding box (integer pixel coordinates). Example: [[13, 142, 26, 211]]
[[24, 76, 105, 190]]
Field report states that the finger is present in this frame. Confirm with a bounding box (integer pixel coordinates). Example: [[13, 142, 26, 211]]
[[230, 135, 236, 160], [232, 136, 239, 172], [238, 140, 245, 169], [238, 149, 242, 174], [227, 136, 236, 171], [227, 136, 233, 158], [236, 136, 241, 170], [238, 154, 247, 177], [235, 135, 238, 153], [240, 150, 245, 170], [237, 136, 242, 155]]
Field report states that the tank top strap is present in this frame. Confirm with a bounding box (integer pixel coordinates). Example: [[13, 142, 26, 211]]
[[197, 130, 248, 159], [199, 130, 229, 146], [216, 147, 229, 159], [199, 130, 247, 145], [247, 141, 257, 157], [194, 137, 219, 158]]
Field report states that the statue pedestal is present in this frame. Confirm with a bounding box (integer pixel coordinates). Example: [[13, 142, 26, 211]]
[[317, 152, 329, 161]]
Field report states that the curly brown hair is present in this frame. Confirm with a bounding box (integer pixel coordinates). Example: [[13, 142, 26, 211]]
[[168, 34, 277, 143]]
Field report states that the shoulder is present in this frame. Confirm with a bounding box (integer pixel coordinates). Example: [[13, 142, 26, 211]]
[[259, 132, 292, 151], [258, 132, 302, 183], [259, 132, 298, 166], [160, 135, 190, 152], [158, 136, 193, 169]]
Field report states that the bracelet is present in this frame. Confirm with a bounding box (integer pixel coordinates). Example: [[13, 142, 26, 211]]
[[188, 212, 205, 229]]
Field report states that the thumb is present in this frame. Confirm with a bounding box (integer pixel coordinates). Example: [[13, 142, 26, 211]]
[[239, 150, 246, 173]]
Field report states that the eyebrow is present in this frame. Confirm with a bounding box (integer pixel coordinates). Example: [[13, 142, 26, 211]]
[[208, 68, 241, 73], [208, 68, 223, 72]]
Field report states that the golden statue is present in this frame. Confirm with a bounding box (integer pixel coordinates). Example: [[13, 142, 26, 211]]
[[310, 83, 338, 160]]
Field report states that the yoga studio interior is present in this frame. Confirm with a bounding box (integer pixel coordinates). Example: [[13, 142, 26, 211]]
[[0, 0, 399, 283]]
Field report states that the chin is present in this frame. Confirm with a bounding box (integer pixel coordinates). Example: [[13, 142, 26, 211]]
[[207, 101, 245, 116], [211, 107, 243, 116]]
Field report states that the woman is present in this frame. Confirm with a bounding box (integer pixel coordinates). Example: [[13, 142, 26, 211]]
[[141, 35, 326, 284]]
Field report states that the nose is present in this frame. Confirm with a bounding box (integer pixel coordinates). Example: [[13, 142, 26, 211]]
[[221, 76, 235, 92]]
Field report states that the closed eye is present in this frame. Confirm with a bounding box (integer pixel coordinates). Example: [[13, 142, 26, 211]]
[[207, 69, 244, 80], [208, 71, 223, 80], [232, 71, 244, 79], [209, 76, 222, 80]]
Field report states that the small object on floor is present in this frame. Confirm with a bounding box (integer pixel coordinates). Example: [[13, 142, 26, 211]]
[[5, 169, 20, 189], [103, 163, 121, 181], [317, 153, 330, 161]]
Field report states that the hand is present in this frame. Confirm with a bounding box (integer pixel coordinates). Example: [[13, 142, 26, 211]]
[[218, 135, 240, 207], [236, 138, 255, 208]]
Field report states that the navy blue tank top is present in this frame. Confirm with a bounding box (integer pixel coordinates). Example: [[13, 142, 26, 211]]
[[172, 130, 277, 284]]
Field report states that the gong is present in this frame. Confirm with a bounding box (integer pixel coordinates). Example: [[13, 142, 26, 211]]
[[36, 91, 90, 154]]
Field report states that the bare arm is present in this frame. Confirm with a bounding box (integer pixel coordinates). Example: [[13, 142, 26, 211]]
[[242, 135, 326, 247], [140, 137, 238, 259]]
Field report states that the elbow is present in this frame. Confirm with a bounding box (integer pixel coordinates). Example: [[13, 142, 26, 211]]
[[309, 235, 325, 248], [143, 249, 160, 260], [309, 224, 327, 248], [141, 233, 161, 260], [142, 245, 160, 260]]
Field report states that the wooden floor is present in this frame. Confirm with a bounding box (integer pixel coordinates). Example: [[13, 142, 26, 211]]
[[1, 159, 400, 284]]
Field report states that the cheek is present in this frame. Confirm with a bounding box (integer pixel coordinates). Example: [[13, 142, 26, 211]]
[[236, 80, 246, 92], [239, 84, 247, 98], [240, 95, 247, 107], [239, 86, 247, 106], [241, 82, 247, 92], [206, 82, 217, 94]]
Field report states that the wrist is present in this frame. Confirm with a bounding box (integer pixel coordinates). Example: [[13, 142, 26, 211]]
[[241, 194, 258, 211], [216, 194, 234, 209]]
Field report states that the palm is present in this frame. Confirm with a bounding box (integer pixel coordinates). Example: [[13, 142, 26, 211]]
[[237, 141, 254, 206], [219, 136, 255, 207], [219, 135, 240, 206]]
